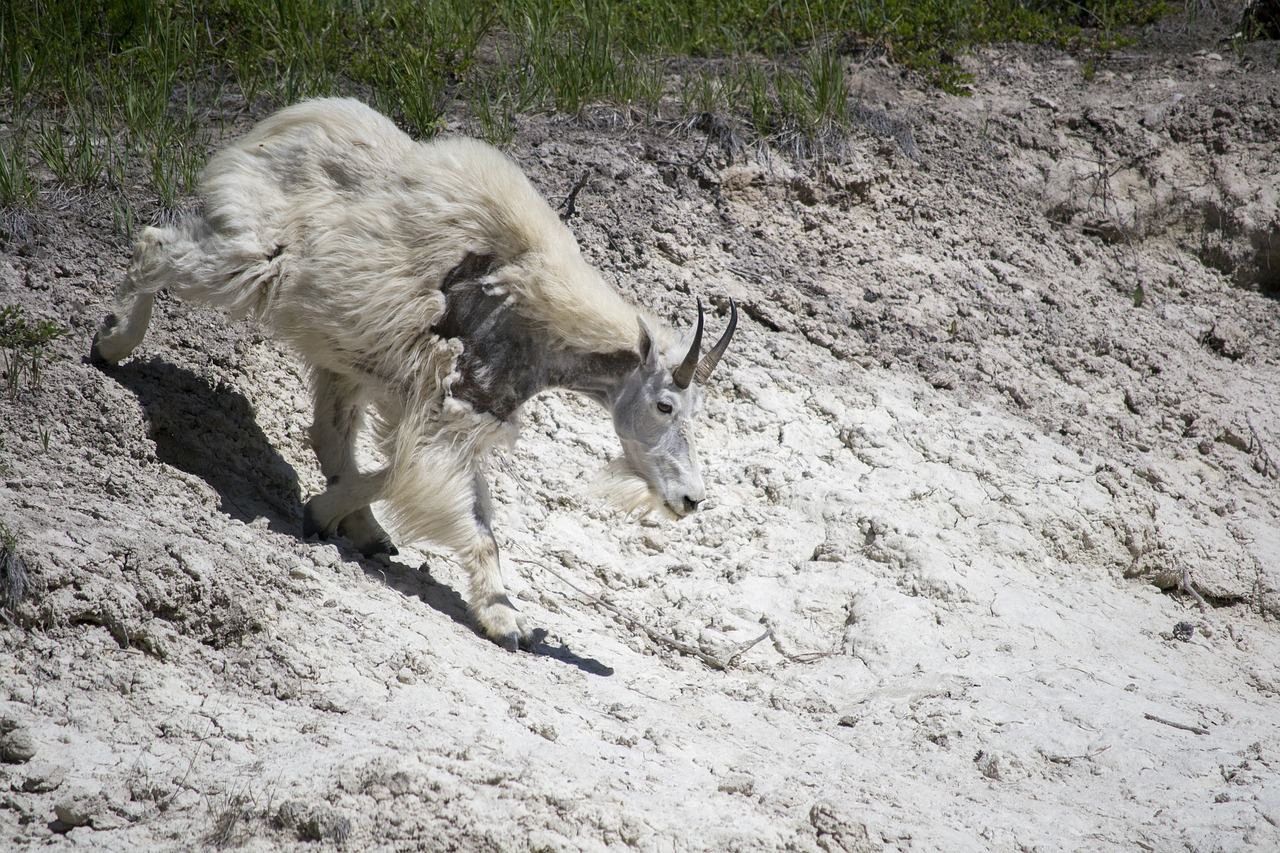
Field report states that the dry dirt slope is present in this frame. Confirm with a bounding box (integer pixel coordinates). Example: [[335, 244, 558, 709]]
[[2, 36, 1280, 853]]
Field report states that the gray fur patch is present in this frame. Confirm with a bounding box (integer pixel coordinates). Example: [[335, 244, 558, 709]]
[[433, 253, 637, 420]]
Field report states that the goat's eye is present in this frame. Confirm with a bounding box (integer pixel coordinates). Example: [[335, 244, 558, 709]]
[[656, 401, 673, 415]]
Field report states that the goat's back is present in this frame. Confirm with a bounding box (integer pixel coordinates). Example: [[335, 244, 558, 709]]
[[195, 98, 651, 392]]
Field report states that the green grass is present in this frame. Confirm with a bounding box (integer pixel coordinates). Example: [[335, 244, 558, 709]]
[[0, 0, 1171, 221]]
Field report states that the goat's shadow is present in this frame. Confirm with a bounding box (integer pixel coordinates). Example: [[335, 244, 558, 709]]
[[99, 356, 614, 676], [103, 356, 304, 533], [367, 558, 615, 677]]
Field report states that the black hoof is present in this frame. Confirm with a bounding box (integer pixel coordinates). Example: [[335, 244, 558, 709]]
[[88, 316, 120, 366], [301, 501, 329, 540], [358, 538, 398, 558]]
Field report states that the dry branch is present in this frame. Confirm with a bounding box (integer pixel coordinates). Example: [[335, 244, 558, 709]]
[[1179, 568, 1209, 612], [1246, 415, 1278, 479], [1143, 712, 1209, 736], [513, 556, 733, 669]]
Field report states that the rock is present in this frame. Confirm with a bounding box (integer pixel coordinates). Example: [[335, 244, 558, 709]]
[[811, 801, 882, 852], [716, 773, 755, 796], [0, 727, 36, 764], [1, 546, 28, 615], [54, 789, 106, 828], [1201, 321, 1250, 361], [274, 799, 352, 843], [19, 761, 66, 793], [974, 749, 1005, 780]]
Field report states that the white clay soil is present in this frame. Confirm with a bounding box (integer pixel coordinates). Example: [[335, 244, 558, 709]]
[[2, 22, 1280, 853]]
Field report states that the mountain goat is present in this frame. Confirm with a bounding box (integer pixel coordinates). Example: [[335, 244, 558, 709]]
[[91, 98, 737, 650]]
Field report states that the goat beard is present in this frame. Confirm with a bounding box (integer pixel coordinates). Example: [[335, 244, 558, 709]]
[[591, 458, 679, 521]]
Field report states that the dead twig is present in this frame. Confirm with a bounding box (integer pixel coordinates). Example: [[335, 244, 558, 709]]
[[1179, 567, 1209, 612], [514, 554, 838, 670], [1246, 415, 1278, 479], [725, 628, 773, 668], [557, 172, 590, 222], [1042, 745, 1113, 764], [1143, 712, 1210, 736], [767, 627, 841, 664]]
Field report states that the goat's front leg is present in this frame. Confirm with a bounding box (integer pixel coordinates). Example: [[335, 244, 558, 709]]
[[456, 472, 529, 651], [350, 443, 529, 650], [305, 368, 396, 556]]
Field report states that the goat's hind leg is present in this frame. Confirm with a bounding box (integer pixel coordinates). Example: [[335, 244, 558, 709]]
[[90, 225, 179, 364], [303, 369, 397, 556]]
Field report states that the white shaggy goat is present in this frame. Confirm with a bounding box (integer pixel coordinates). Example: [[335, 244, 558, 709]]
[[92, 98, 737, 650]]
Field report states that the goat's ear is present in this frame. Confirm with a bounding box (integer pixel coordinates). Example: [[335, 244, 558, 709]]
[[636, 317, 661, 369]]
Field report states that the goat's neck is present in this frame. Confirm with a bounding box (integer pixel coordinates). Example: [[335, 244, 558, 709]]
[[544, 347, 638, 407]]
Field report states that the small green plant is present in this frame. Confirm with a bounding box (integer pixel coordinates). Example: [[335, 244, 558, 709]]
[[0, 305, 71, 400], [471, 85, 519, 146]]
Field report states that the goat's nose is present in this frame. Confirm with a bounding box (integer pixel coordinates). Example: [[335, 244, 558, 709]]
[[682, 496, 702, 513]]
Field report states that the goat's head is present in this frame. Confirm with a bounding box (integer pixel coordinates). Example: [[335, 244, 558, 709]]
[[603, 299, 737, 519]]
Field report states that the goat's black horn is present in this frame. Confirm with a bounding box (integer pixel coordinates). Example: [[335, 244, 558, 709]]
[[672, 298, 704, 390], [693, 299, 737, 384]]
